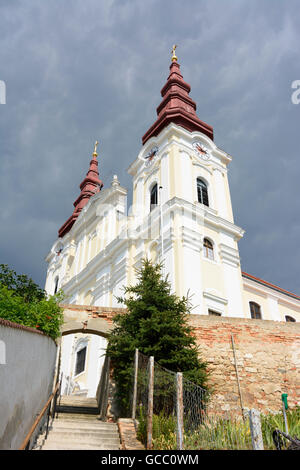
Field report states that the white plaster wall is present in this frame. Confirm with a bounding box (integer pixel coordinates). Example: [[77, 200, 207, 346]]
[[181, 244, 203, 313], [267, 295, 281, 321], [222, 263, 245, 317], [60, 334, 73, 394], [86, 335, 108, 397], [213, 168, 228, 218], [0, 322, 57, 450], [179, 151, 193, 203], [160, 152, 169, 204]]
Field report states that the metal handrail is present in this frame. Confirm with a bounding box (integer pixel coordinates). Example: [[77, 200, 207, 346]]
[[19, 380, 61, 450]]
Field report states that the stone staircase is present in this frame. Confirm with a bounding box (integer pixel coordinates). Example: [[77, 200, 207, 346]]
[[35, 396, 121, 450]]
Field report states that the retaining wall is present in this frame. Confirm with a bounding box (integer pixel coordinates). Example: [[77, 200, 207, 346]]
[[0, 319, 57, 449]]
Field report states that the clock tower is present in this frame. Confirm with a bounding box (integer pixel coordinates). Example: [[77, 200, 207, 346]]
[[128, 48, 245, 316]]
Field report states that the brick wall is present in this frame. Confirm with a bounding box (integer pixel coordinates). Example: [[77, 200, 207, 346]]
[[189, 315, 300, 416]]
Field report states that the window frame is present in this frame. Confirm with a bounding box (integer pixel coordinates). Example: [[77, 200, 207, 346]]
[[285, 315, 296, 322], [208, 309, 222, 317], [74, 345, 87, 377], [203, 238, 214, 261], [54, 276, 59, 295], [197, 177, 209, 207], [249, 301, 262, 319]]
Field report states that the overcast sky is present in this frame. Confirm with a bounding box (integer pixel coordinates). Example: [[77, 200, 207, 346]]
[[0, 0, 299, 296]]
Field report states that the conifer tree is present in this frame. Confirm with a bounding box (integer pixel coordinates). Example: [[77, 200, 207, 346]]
[[107, 258, 209, 415]]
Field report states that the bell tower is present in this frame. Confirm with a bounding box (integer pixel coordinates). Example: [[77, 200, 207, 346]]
[[128, 47, 245, 317]]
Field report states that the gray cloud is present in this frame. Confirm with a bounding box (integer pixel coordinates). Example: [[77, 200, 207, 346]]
[[0, 0, 299, 296]]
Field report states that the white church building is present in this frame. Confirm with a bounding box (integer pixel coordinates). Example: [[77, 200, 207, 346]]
[[45, 50, 300, 397]]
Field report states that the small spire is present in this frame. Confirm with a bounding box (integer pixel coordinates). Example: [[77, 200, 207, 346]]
[[58, 142, 103, 238], [93, 140, 99, 157], [142, 47, 214, 144], [111, 174, 120, 188], [171, 44, 178, 62]]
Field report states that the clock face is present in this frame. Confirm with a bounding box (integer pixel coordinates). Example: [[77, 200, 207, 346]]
[[144, 146, 159, 166], [192, 141, 210, 161]]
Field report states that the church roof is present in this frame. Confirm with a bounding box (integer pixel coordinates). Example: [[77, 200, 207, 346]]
[[142, 47, 213, 145], [242, 271, 300, 301], [58, 142, 103, 238]]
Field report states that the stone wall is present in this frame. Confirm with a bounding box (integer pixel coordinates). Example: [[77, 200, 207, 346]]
[[189, 315, 300, 416], [0, 319, 57, 449]]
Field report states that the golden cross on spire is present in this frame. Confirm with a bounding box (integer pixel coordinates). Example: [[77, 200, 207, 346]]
[[93, 140, 99, 156], [171, 44, 178, 62]]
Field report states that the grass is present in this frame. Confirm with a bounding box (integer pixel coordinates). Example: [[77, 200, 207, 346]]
[[137, 407, 300, 450]]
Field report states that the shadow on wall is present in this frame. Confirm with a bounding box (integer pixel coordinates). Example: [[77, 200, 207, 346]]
[[96, 355, 120, 420]]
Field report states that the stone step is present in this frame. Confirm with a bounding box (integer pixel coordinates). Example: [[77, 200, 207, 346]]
[[71, 389, 88, 397], [44, 436, 120, 448], [51, 421, 118, 431], [56, 405, 99, 415], [47, 429, 119, 440], [55, 413, 101, 421], [41, 442, 120, 450], [59, 396, 98, 406]]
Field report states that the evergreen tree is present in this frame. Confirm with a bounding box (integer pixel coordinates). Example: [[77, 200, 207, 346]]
[[107, 258, 209, 415]]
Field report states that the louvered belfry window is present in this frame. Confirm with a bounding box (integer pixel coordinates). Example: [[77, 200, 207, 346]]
[[197, 178, 209, 206], [249, 302, 262, 319], [150, 183, 158, 211]]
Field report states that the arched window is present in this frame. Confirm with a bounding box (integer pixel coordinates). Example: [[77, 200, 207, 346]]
[[203, 238, 214, 260], [197, 178, 209, 207], [249, 301, 262, 319], [285, 315, 296, 322], [150, 183, 158, 211], [54, 276, 59, 295]]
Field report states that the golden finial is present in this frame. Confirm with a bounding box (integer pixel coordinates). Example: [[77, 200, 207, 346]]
[[171, 44, 178, 62], [93, 140, 99, 157]]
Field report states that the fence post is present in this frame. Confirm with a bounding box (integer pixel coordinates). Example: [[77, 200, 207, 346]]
[[132, 349, 139, 420], [231, 333, 245, 421], [147, 356, 154, 450], [249, 409, 264, 450], [176, 372, 184, 450]]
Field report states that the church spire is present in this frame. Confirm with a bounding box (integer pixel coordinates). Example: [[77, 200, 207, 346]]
[[142, 46, 213, 144], [58, 141, 103, 238]]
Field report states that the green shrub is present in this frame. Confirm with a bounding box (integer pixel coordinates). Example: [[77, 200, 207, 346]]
[[137, 408, 176, 449], [0, 284, 64, 340]]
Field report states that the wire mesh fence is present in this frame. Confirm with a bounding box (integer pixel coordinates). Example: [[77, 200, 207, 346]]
[[129, 350, 299, 450], [131, 349, 254, 450]]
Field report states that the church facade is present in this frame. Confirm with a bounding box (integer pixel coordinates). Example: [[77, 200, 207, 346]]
[[45, 51, 300, 396]]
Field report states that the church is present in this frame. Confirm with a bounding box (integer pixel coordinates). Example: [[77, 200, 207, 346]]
[[45, 48, 300, 397]]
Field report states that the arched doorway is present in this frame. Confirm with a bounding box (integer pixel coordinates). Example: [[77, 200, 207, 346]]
[[57, 317, 113, 401]]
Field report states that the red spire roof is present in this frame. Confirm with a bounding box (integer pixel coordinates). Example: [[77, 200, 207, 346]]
[[58, 142, 103, 238], [142, 56, 213, 144]]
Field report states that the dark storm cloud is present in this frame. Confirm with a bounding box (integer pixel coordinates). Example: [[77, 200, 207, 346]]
[[0, 0, 299, 294]]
